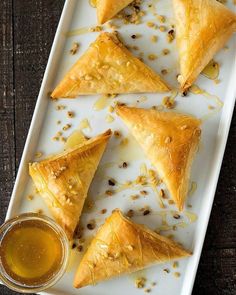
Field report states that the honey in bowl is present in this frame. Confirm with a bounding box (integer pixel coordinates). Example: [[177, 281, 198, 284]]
[[0, 213, 69, 293]]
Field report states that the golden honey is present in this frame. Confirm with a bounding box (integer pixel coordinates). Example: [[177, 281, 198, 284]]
[[0, 214, 69, 292]]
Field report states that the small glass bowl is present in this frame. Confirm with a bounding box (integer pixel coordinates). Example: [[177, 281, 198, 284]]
[[0, 213, 69, 293]]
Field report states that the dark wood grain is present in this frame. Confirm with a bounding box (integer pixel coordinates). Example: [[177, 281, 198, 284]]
[[0, 1, 235, 294]]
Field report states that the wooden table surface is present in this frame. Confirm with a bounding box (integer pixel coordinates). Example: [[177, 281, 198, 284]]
[[0, 1, 235, 294]]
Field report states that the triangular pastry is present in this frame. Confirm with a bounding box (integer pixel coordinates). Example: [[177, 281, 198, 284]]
[[173, 0, 236, 91], [51, 32, 170, 98], [29, 130, 112, 240], [116, 106, 201, 211], [97, 0, 133, 24], [74, 210, 190, 288]]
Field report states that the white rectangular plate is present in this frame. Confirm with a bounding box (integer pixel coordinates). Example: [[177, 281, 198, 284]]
[[5, 1, 236, 295]]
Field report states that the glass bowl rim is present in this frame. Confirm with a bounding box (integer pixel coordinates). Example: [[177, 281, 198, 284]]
[[0, 212, 69, 293]]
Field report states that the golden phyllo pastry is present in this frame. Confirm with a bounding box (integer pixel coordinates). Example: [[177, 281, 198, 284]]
[[51, 32, 170, 98], [173, 0, 236, 91], [29, 130, 112, 240], [116, 106, 201, 211], [97, 0, 133, 24], [74, 209, 190, 288]]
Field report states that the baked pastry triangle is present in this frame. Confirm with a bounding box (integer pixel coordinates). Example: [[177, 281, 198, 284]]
[[97, 0, 133, 24], [74, 209, 190, 288], [51, 32, 170, 98], [116, 106, 201, 211], [173, 0, 236, 91], [29, 130, 112, 240]]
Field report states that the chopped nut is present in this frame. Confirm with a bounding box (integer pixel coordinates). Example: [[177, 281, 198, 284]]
[[77, 245, 83, 252], [70, 42, 79, 55], [140, 190, 148, 196], [67, 111, 74, 118], [131, 34, 141, 39], [173, 213, 181, 219], [167, 29, 175, 43], [35, 151, 43, 158], [126, 209, 134, 218], [162, 48, 170, 55], [148, 54, 158, 61], [146, 21, 156, 28], [73, 225, 83, 239], [56, 104, 66, 111], [144, 289, 151, 293], [100, 208, 107, 214], [105, 190, 114, 196], [159, 25, 166, 32], [163, 268, 170, 273], [174, 272, 181, 278], [168, 200, 175, 205], [108, 178, 116, 186], [87, 220, 96, 230], [151, 35, 158, 43], [108, 105, 114, 113], [162, 96, 175, 109], [122, 162, 128, 168], [52, 136, 59, 141], [120, 138, 129, 146], [143, 209, 151, 216], [161, 69, 168, 75], [89, 25, 103, 32], [131, 194, 139, 200], [135, 277, 146, 289], [172, 261, 179, 268], [159, 189, 167, 199], [36, 209, 43, 214], [136, 175, 147, 185], [27, 195, 34, 201], [63, 124, 72, 131], [114, 130, 121, 138], [156, 15, 166, 23]]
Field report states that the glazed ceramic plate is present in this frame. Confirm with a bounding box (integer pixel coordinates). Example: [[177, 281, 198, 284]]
[[5, 1, 236, 295]]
